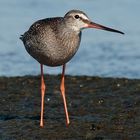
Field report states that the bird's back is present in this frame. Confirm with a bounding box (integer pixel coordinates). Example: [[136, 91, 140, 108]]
[[20, 17, 63, 47]]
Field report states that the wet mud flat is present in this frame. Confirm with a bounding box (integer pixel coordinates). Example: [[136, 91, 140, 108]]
[[0, 75, 139, 140]]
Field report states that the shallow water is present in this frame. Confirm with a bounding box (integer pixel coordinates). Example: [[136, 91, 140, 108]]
[[0, 0, 140, 78]]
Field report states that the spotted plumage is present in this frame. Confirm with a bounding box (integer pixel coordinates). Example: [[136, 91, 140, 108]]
[[20, 11, 84, 66]]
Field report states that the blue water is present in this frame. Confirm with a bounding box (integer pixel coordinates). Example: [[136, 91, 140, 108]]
[[0, 0, 140, 79]]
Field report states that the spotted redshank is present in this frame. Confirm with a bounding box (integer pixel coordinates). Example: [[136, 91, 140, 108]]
[[20, 9, 124, 127]]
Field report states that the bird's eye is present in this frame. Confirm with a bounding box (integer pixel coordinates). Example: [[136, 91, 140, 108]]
[[74, 15, 80, 19]]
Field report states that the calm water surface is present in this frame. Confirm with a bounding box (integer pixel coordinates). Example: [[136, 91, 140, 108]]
[[0, 0, 140, 79]]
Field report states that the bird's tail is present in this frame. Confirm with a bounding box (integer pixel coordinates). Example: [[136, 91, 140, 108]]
[[19, 35, 23, 41]]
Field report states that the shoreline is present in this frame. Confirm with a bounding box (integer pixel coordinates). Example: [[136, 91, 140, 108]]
[[0, 75, 139, 139]]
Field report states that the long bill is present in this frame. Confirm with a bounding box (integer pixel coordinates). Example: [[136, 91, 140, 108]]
[[87, 21, 124, 35]]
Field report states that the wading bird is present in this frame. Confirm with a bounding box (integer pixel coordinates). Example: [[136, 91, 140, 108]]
[[20, 9, 124, 127]]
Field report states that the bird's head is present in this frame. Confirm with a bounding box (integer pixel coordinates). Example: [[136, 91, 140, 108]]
[[64, 10, 124, 34]]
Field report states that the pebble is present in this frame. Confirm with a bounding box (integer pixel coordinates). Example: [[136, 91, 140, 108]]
[[117, 83, 120, 87]]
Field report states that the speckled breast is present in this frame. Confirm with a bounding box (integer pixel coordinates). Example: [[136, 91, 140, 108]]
[[23, 30, 81, 67]]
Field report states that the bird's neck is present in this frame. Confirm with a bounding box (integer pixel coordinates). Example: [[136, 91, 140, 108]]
[[56, 25, 81, 49], [58, 23, 80, 40]]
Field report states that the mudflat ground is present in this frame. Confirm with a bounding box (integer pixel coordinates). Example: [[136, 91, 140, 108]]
[[0, 75, 139, 140]]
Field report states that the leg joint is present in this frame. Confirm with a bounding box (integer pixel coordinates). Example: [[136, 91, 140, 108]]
[[60, 84, 65, 93], [41, 83, 46, 91]]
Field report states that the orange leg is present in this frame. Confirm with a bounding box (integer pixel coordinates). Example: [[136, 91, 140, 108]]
[[60, 64, 70, 126], [40, 64, 46, 127]]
